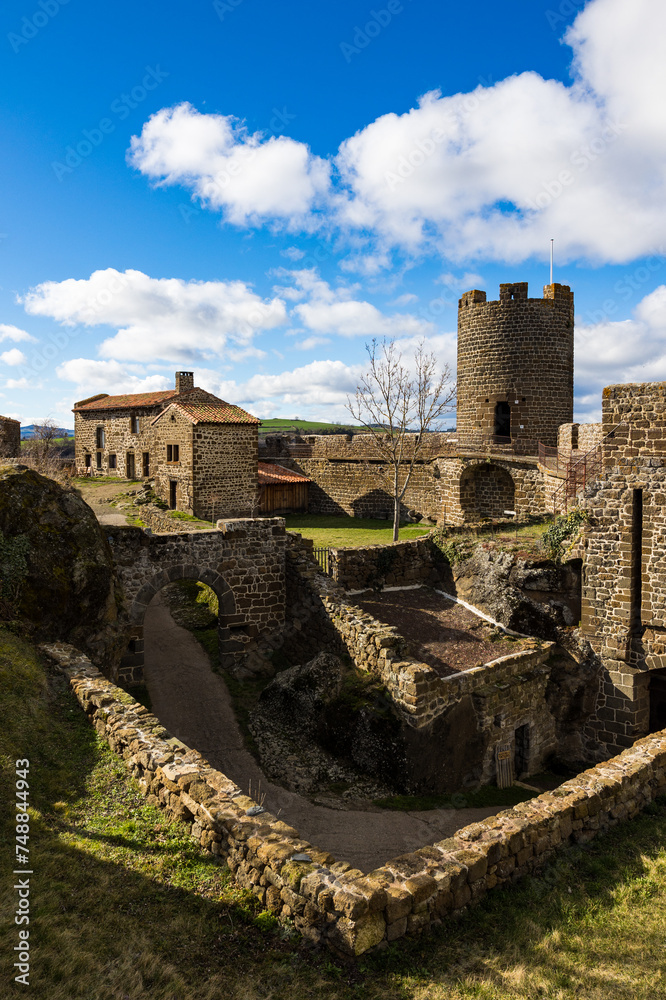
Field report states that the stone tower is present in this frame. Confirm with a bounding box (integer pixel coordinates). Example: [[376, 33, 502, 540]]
[[456, 282, 574, 450]]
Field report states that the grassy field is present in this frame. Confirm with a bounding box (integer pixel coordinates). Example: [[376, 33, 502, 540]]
[[259, 418, 359, 435], [284, 514, 432, 547], [3, 625, 666, 998]]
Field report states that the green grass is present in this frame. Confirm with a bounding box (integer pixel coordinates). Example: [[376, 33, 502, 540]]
[[4, 625, 666, 998], [284, 513, 432, 548], [259, 418, 359, 434]]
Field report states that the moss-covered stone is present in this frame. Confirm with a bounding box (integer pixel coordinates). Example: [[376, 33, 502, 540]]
[[0, 467, 123, 669]]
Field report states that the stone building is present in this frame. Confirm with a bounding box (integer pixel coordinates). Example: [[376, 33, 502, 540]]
[[0, 414, 20, 457], [73, 372, 260, 520]]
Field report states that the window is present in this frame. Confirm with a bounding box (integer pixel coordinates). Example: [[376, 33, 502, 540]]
[[109, 454, 117, 470], [142, 452, 150, 477], [494, 401, 511, 438], [96, 451, 102, 470], [96, 426, 105, 448], [130, 414, 140, 434], [166, 444, 180, 463]]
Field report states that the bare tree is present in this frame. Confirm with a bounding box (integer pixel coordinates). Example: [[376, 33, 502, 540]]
[[23, 419, 63, 477], [346, 339, 455, 542]]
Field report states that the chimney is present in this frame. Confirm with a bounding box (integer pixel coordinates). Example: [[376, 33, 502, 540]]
[[175, 371, 194, 394]]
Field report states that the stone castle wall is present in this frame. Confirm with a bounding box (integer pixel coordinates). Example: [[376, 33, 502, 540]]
[[456, 283, 574, 448], [43, 640, 666, 957], [581, 382, 666, 757], [0, 415, 20, 457]]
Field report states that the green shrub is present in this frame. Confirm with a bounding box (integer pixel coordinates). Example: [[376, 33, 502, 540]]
[[542, 507, 588, 560]]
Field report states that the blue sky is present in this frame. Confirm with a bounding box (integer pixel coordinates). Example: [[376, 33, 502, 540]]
[[2, 0, 666, 428]]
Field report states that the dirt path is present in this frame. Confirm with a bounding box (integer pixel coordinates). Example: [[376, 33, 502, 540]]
[[143, 593, 505, 873], [76, 479, 134, 526]]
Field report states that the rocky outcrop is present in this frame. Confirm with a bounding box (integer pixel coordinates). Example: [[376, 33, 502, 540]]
[[251, 652, 404, 795], [0, 465, 124, 669], [452, 548, 578, 639]]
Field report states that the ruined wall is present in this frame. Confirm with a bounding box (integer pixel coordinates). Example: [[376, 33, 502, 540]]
[[44, 640, 666, 957], [0, 415, 20, 457], [329, 535, 451, 592], [558, 422, 603, 455], [581, 382, 666, 757], [456, 283, 574, 448]]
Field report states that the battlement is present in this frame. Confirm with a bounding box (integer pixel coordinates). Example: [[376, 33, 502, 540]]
[[459, 282, 572, 310]]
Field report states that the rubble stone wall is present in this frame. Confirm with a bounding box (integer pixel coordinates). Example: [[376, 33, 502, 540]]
[[43, 640, 666, 958], [328, 534, 450, 592], [0, 415, 20, 457]]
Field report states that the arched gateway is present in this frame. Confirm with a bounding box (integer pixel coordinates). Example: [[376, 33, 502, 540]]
[[104, 519, 286, 686]]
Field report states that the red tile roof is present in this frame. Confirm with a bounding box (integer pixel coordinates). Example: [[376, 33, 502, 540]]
[[258, 462, 311, 484], [74, 390, 178, 412], [154, 401, 261, 426]]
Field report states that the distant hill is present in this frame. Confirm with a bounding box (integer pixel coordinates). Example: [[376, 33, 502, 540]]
[[20, 425, 74, 440]]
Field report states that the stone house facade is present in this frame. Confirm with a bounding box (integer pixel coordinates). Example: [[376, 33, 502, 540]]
[[73, 372, 259, 521]]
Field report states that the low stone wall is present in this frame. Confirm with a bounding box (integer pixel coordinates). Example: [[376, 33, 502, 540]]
[[42, 640, 666, 958], [329, 535, 451, 592], [319, 592, 553, 728]]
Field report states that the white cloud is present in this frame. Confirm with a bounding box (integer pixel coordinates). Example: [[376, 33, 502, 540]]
[[574, 283, 666, 419], [282, 270, 434, 339], [128, 0, 666, 266], [294, 336, 331, 350], [56, 359, 173, 399], [128, 102, 331, 229], [20, 268, 287, 363], [0, 324, 36, 344], [390, 293, 418, 306], [280, 246, 306, 261], [5, 377, 30, 390], [0, 348, 27, 366]]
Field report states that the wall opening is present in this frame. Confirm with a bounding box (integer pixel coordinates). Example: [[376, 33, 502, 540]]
[[126, 452, 136, 479], [571, 424, 579, 450], [142, 452, 150, 477], [630, 488, 643, 633], [649, 669, 666, 733], [514, 724, 530, 777], [169, 480, 177, 509], [494, 401, 511, 439], [460, 464, 515, 520]]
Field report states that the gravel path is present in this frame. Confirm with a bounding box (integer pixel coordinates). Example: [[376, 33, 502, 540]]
[[143, 592, 504, 873]]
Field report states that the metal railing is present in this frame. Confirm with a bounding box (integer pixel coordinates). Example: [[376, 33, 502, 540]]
[[313, 546, 331, 575], [550, 422, 626, 513]]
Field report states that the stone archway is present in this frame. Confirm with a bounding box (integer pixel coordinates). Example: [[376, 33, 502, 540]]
[[120, 564, 238, 685], [460, 463, 516, 520]]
